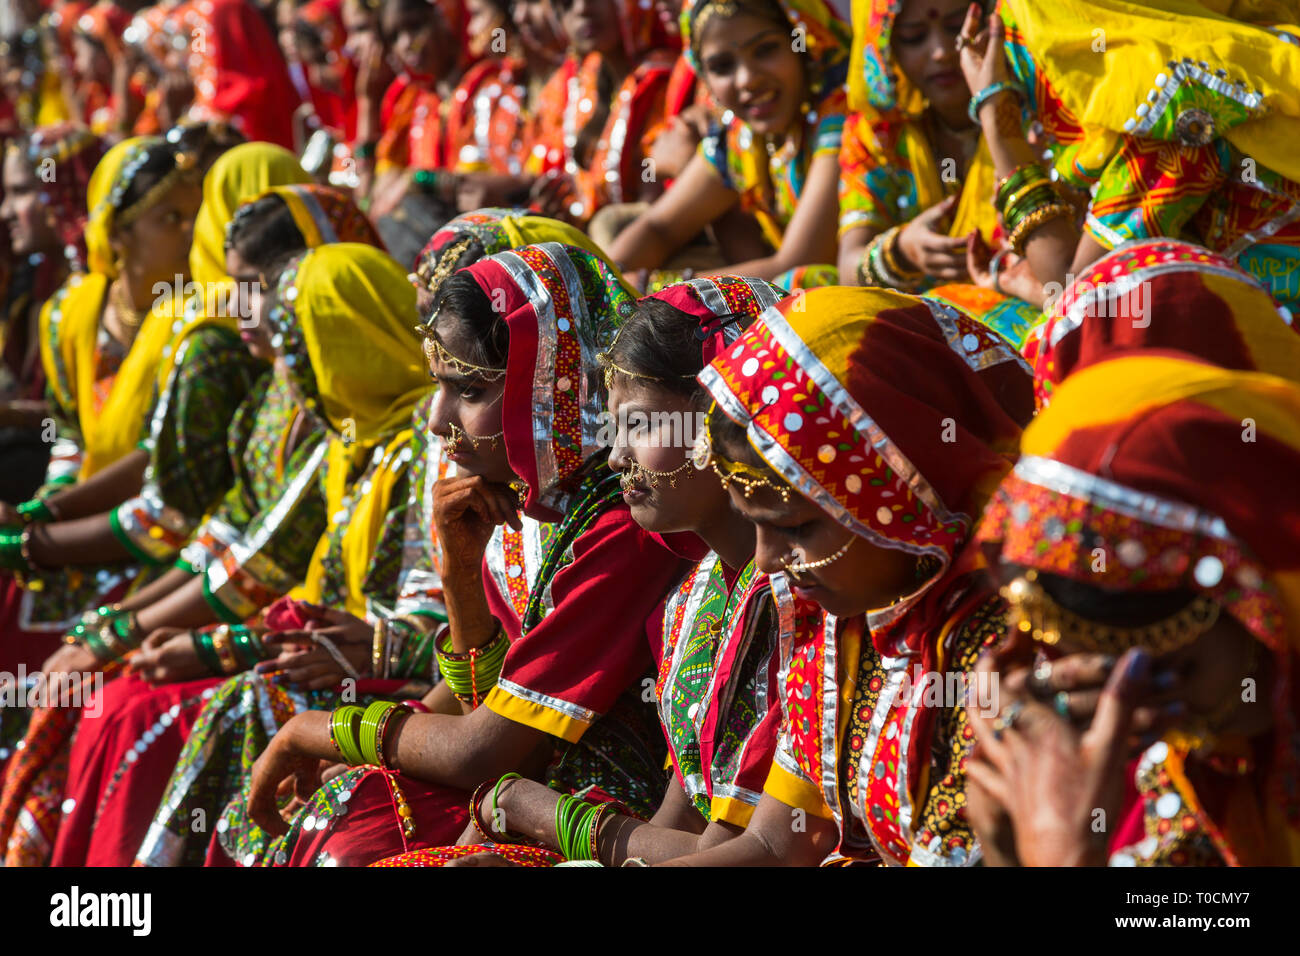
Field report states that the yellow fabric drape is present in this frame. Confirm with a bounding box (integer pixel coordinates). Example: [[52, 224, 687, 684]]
[[36, 137, 180, 478], [1003, 0, 1300, 182], [281, 243, 430, 615], [900, 125, 999, 243], [155, 142, 311, 394]]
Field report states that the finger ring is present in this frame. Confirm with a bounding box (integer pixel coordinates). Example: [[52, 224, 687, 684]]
[[1053, 690, 1071, 718], [955, 34, 968, 50], [1026, 658, 1053, 698], [991, 699, 1024, 739]]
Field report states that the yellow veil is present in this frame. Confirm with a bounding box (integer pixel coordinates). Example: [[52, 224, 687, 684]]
[[37, 137, 186, 478]]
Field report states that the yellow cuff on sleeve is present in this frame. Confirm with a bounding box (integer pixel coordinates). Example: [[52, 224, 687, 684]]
[[483, 684, 593, 744], [763, 762, 835, 821], [709, 795, 757, 829]]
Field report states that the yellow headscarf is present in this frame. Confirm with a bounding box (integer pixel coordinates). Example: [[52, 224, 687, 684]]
[[271, 244, 430, 616], [38, 137, 187, 478], [1003, 0, 1300, 183], [154, 142, 312, 394]]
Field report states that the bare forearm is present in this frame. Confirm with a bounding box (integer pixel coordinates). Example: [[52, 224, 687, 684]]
[[610, 218, 677, 272], [979, 93, 1077, 289], [44, 449, 147, 520], [134, 573, 217, 632], [442, 563, 498, 652], [119, 566, 195, 611], [384, 709, 553, 790], [29, 513, 129, 566]]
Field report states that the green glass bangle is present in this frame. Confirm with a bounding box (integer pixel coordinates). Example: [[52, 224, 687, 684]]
[[0, 532, 26, 571], [16, 499, 55, 524], [330, 705, 367, 766], [192, 630, 224, 675], [359, 700, 399, 766], [353, 140, 377, 160], [1003, 186, 1060, 233], [994, 163, 1048, 206], [229, 627, 266, 668], [82, 628, 115, 664]]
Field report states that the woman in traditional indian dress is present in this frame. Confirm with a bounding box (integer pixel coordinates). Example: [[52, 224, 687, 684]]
[[650, 287, 1033, 865], [834, 0, 1038, 347], [958, 0, 1300, 317], [68, 1, 136, 134], [0, 126, 104, 504], [969, 355, 1300, 866], [170, 0, 301, 149], [1023, 238, 1300, 409], [281, 0, 359, 148], [373, 275, 824, 867], [524, 0, 676, 226], [609, 0, 849, 289], [0, 136, 199, 751], [224, 242, 690, 868], [0, 143, 309, 867], [45, 186, 385, 867], [134, 209, 610, 868]]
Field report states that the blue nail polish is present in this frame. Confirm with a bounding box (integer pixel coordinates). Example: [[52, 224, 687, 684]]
[[1125, 649, 1151, 682]]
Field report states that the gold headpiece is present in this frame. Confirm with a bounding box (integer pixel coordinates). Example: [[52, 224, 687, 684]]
[[1001, 570, 1221, 657], [692, 0, 742, 47], [410, 234, 476, 296], [418, 330, 507, 381], [697, 401, 790, 501], [115, 149, 199, 230]]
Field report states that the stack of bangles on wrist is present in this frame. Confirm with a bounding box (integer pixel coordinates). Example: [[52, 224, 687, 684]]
[[371, 615, 441, 679], [857, 224, 924, 290], [554, 792, 613, 863], [468, 772, 526, 844], [64, 605, 145, 663], [192, 625, 267, 675], [434, 625, 509, 707], [329, 701, 425, 837], [993, 160, 1075, 255]]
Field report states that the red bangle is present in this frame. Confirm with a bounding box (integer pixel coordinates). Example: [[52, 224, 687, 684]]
[[468, 780, 495, 843], [400, 700, 431, 714]]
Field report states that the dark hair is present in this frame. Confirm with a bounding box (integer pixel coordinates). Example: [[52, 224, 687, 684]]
[[1037, 572, 1198, 628], [431, 270, 509, 369], [114, 141, 190, 224], [707, 402, 783, 480], [607, 297, 709, 401], [165, 121, 247, 174], [225, 194, 308, 273]]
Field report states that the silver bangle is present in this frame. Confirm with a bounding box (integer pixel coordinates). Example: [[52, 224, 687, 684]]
[[989, 248, 1010, 295]]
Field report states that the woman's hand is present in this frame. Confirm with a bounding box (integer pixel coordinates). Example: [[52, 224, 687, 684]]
[[443, 851, 516, 867], [128, 628, 209, 685], [529, 169, 580, 223], [896, 196, 969, 280], [966, 645, 1151, 866], [261, 605, 374, 688], [433, 475, 523, 573], [41, 642, 100, 680], [246, 711, 331, 836], [957, 2, 1010, 99]]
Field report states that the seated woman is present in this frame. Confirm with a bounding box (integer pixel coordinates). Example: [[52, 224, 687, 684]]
[[46, 187, 385, 868], [0, 143, 311, 867], [0, 126, 103, 511], [608, 0, 850, 290], [135, 208, 608, 867], [523, 0, 676, 228], [661, 287, 1033, 865], [834, 0, 1039, 348], [228, 243, 691, 867], [374, 275, 817, 866], [0, 136, 198, 658], [958, 1, 1300, 318], [969, 354, 1300, 865]]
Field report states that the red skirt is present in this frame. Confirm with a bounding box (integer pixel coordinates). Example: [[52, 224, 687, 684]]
[[50, 672, 224, 866]]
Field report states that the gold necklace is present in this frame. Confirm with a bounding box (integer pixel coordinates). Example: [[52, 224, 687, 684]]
[[111, 281, 149, 330]]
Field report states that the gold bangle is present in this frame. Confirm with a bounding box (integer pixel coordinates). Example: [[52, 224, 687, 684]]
[[1008, 201, 1075, 255], [211, 624, 240, 674], [372, 618, 386, 678], [999, 178, 1054, 218], [881, 225, 923, 283], [993, 162, 1044, 200]]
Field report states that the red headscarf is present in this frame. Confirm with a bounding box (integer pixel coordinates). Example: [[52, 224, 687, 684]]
[[177, 0, 301, 149], [1024, 238, 1300, 408]]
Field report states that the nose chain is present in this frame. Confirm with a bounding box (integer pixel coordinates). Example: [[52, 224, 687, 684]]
[[447, 422, 504, 455]]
